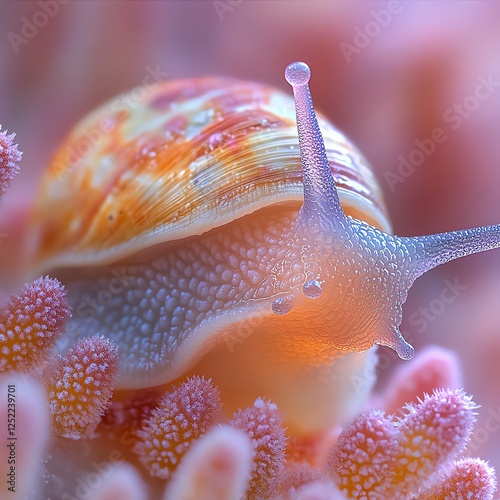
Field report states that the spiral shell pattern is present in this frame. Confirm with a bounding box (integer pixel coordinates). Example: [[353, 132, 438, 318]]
[[30, 77, 390, 274]]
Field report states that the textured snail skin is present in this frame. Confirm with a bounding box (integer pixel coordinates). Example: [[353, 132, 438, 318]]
[[29, 62, 500, 434]]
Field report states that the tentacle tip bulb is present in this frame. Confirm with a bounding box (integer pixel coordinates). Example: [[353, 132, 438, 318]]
[[285, 62, 311, 87], [396, 341, 415, 361]]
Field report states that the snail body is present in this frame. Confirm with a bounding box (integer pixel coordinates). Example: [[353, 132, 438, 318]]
[[29, 62, 500, 434]]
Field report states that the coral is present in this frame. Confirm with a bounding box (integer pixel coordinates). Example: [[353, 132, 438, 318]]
[[165, 426, 253, 500], [381, 346, 462, 415], [286, 479, 346, 500], [278, 462, 328, 499], [132, 376, 223, 480], [0, 276, 70, 373], [391, 388, 476, 496], [329, 408, 399, 498], [0, 124, 21, 196], [44, 335, 119, 439], [230, 398, 287, 499], [422, 458, 497, 500], [328, 389, 486, 499]]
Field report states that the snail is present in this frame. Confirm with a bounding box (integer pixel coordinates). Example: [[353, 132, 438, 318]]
[[28, 62, 500, 434]]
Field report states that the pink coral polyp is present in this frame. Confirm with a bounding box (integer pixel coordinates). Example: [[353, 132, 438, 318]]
[[0, 124, 21, 196], [133, 376, 223, 479], [329, 389, 486, 499], [44, 335, 119, 439], [230, 398, 287, 499], [0, 276, 70, 373]]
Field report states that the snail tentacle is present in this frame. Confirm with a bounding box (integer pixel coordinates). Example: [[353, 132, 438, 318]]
[[285, 62, 347, 229], [281, 62, 500, 362], [271, 62, 351, 316], [379, 326, 415, 361], [401, 225, 500, 279]]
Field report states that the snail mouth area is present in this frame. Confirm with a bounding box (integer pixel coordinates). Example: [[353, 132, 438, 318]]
[[48, 198, 388, 433], [167, 296, 378, 434]]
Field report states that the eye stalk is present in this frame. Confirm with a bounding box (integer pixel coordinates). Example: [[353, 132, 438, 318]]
[[284, 61, 346, 228], [277, 60, 500, 361]]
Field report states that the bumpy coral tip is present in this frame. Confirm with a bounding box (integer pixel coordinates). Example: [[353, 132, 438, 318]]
[[0, 276, 71, 373], [285, 62, 311, 87], [382, 346, 462, 415], [44, 335, 119, 439], [0, 124, 22, 196], [329, 388, 485, 499], [164, 426, 253, 500], [328, 408, 399, 498], [133, 376, 223, 479], [390, 388, 478, 496], [230, 398, 287, 499], [434, 458, 497, 500], [404, 387, 478, 425]]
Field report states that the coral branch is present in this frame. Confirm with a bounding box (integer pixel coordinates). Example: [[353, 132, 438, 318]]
[[328, 408, 399, 498], [0, 277, 70, 373], [382, 346, 462, 415], [164, 426, 253, 500], [230, 398, 287, 499], [44, 335, 119, 439], [132, 376, 223, 480], [328, 389, 485, 499], [389, 389, 477, 496], [0, 125, 22, 196], [424, 458, 497, 500]]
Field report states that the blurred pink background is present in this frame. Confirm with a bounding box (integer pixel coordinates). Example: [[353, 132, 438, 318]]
[[1, 0, 500, 476]]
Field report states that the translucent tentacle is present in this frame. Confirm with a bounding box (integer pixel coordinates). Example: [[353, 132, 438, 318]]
[[378, 326, 415, 361], [284, 62, 346, 227], [402, 224, 500, 279]]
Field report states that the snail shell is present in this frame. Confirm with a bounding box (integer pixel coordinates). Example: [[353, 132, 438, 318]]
[[28, 72, 388, 433], [31, 77, 390, 270], [28, 63, 500, 434]]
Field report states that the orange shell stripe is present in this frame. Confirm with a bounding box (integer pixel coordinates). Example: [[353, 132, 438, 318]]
[[31, 77, 388, 271]]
